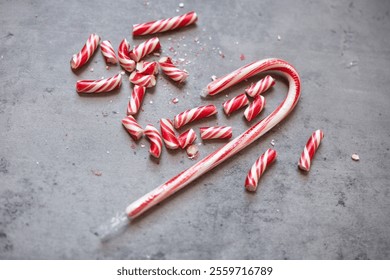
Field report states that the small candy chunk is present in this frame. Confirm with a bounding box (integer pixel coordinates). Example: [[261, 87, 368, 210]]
[[245, 149, 277, 192], [222, 93, 249, 115], [76, 73, 122, 93], [136, 61, 159, 75], [178, 129, 197, 149], [186, 144, 199, 159], [129, 72, 156, 88], [174, 104, 217, 129], [70, 33, 100, 69], [244, 95, 266, 122], [200, 126, 232, 140], [298, 129, 324, 171], [118, 39, 135, 72], [160, 118, 180, 149], [351, 154, 360, 161], [129, 37, 161, 62], [100, 40, 118, 64], [133, 11, 198, 36], [245, 75, 275, 97], [127, 85, 146, 115], [159, 56, 188, 83], [144, 124, 163, 158], [121, 115, 144, 140]]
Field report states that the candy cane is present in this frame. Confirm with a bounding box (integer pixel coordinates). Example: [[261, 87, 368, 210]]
[[136, 61, 159, 75], [121, 115, 143, 140], [100, 40, 118, 64], [76, 73, 122, 93], [245, 149, 277, 192], [133, 11, 198, 36], [70, 33, 100, 69], [97, 58, 300, 239], [118, 39, 135, 72], [174, 105, 217, 129], [245, 75, 275, 97], [129, 37, 161, 62], [129, 72, 156, 88], [178, 129, 197, 149], [200, 126, 232, 140], [127, 85, 146, 115], [159, 56, 189, 83], [244, 95, 265, 122], [160, 118, 180, 149], [298, 129, 324, 171], [144, 124, 163, 158], [222, 93, 249, 115]]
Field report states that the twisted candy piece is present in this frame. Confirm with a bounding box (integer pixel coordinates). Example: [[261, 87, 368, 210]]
[[129, 37, 161, 62], [200, 126, 232, 140], [70, 33, 100, 69], [129, 72, 156, 88], [76, 73, 122, 93], [118, 39, 135, 72], [245, 75, 275, 97], [244, 95, 266, 122], [133, 11, 198, 36], [121, 115, 143, 140], [159, 57, 189, 83], [136, 61, 159, 75], [298, 129, 324, 171], [160, 118, 180, 149], [178, 129, 197, 149], [174, 104, 217, 129], [144, 125, 163, 158], [127, 85, 146, 115], [245, 149, 277, 192], [223, 93, 249, 115], [100, 40, 118, 64]]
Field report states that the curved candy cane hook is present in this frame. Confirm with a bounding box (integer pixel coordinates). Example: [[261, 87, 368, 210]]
[[98, 58, 301, 240]]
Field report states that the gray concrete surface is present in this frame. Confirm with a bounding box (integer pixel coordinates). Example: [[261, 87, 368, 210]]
[[0, 0, 389, 259]]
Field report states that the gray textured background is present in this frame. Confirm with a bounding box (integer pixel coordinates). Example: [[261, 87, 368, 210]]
[[0, 0, 389, 259]]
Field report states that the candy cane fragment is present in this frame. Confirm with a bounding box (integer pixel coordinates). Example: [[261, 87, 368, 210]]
[[200, 126, 232, 140], [159, 56, 188, 83], [245, 75, 275, 97], [133, 11, 198, 36], [174, 104, 217, 129], [76, 73, 122, 93], [100, 40, 118, 64], [298, 129, 324, 171], [160, 118, 180, 149], [245, 149, 277, 192], [127, 86, 146, 115], [70, 33, 100, 69], [121, 115, 144, 140], [136, 61, 159, 75], [144, 125, 163, 158], [129, 37, 161, 62], [222, 93, 249, 115], [118, 39, 135, 72], [178, 129, 197, 149], [129, 72, 156, 88], [244, 95, 265, 122]]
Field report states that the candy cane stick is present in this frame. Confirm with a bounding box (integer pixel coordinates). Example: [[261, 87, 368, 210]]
[[159, 56, 189, 83], [178, 129, 197, 149], [222, 93, 249, 115], [127, 85, 146, 115], [133, 11, 198, 36], [76, 73, 122, 93], [129, 37, 161, 62], [200, 126, 232, 140], [244, 95, 266, 122], [100, 40, 118, 64], [245, 75, 275, 97], [129, 72, 156, 88], [160, 118, 180, 149], [174, 105, 217, 129], [118, 39, 135, 72], [97, 58, 300, 240], [298, 129, 324, 171], [70, 33, 100, 69], [144, 125, 163, 158], [245, 149, 277, 192]]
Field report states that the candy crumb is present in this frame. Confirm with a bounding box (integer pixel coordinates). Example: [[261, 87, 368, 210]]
[[352, 154, 360, 161]]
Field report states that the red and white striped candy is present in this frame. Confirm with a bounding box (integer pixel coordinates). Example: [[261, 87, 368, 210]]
[[174, 104, 217, 129], [144, 125, 163, 158], [244, 95, 266, 122], [245, 75, 275, 97], [129, 37, 161, 62], [121, 115, 143, 140], [178, 129, 197, 149], [200, 126, 232, 140], [127, 85, 146, 115], [298, 129, 324, 171], [118, 39, 135, 72], [129, 72, 156, 88], [70, 33, 100, 69], [160, 118, 179, 149], [159, 56, 188, 83], [133, 11, 198, 36], [136, 61, 159, 75], [245, 149, 277, 192], [76, 73, 122, 93], [100, 40, 117, 64], [222, 93, 249, 115]]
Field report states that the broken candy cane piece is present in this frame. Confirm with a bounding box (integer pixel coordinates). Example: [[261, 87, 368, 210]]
[[298, 129, 324, 171], [76, 73, 122, 93], [100, 40, 118, 64], [118, 39, 135, 72], [70, 33, 100, 69], [129, 37, 161, 62], [174, 104, 217, 129], [136, 61, 159, 75], [178, 129, 197, 149], [245, 149, 277, 192], [144, 124, 163, 158], [200, 126, 232, 140], [160, 118, 180, 149], [223, 93, 249, 115], [121, 115, 144, 140], [159, 56, 189, 83], [127, 85, 146, 115], [245, 75, 275, 97], [133, 11, 198, 36], [129, 72, 156, 88], [244, 95, 266, 122]]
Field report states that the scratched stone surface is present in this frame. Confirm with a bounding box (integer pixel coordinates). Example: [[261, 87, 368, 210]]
[[0, 0, 389, 259]]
